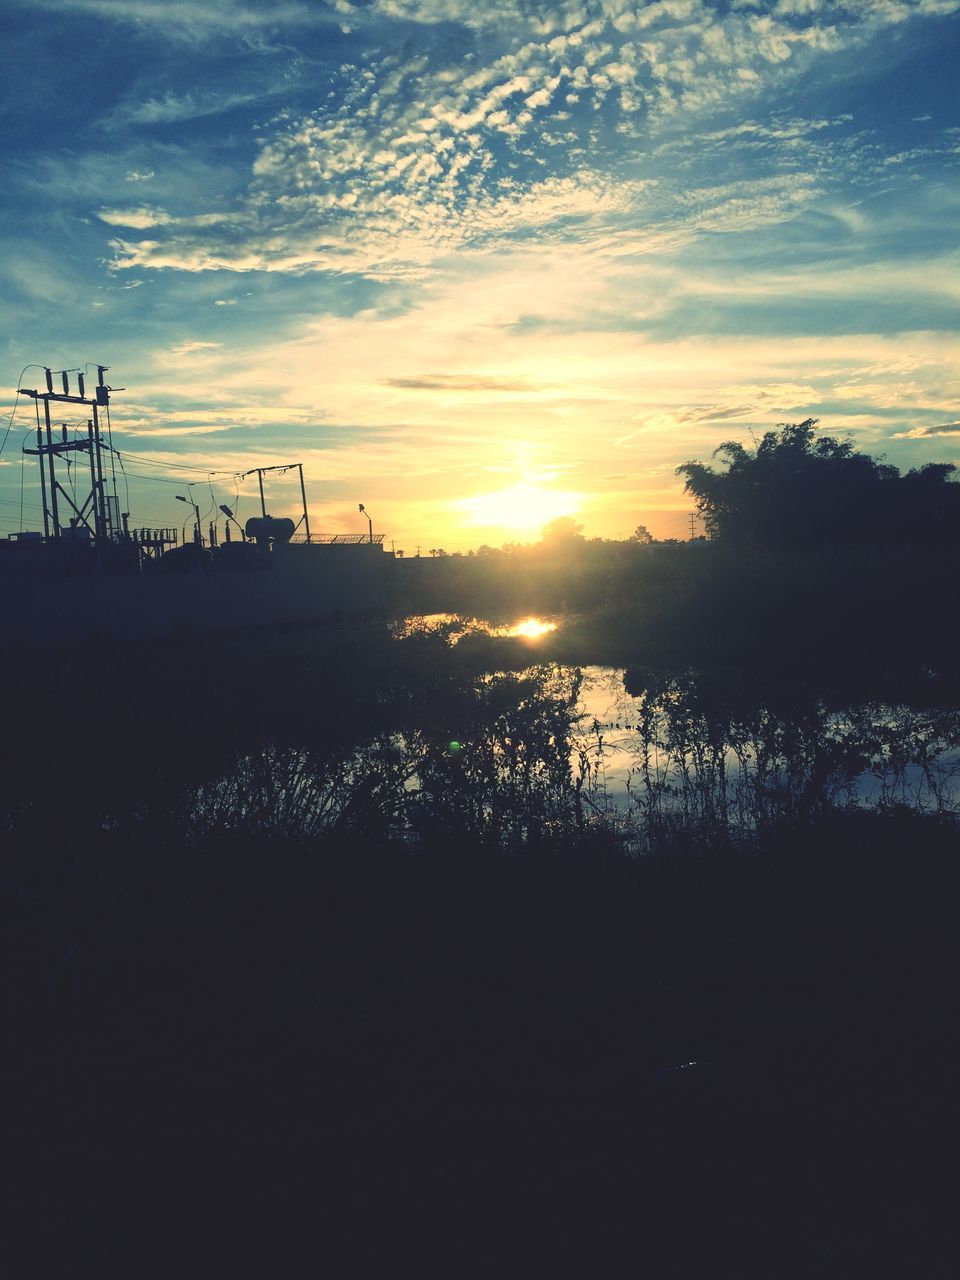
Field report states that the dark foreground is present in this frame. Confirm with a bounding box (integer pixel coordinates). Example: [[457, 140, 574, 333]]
[[2, 810, 957, 1278]]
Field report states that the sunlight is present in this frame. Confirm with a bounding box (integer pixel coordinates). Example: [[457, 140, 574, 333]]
[[506, 617, 558, 640], [456, 483, 582, 538]]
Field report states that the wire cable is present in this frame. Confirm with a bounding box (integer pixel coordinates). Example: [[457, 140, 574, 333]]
[[102, 466, 185, 485], [116, 449, 131, 521], [0, 364, 45, 460], [195, 477, 215, 536], [0, 495, 42, 510], [107, 448, 241, 476]]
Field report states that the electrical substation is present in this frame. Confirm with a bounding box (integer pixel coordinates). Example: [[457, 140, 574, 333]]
[[1, 363, 393, 645]]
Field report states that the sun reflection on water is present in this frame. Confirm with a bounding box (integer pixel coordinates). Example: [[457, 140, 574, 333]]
[[402, 613, 559, 642], [504, 617, 558, 640]]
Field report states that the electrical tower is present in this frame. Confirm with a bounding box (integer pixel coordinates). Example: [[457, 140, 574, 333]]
[[20, 365, 123, 545]]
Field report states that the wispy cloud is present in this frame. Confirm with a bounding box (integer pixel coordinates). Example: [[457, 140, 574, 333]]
[[383, 375, 542, 392], [893, 421, 960, 438], [26, 0, 338, 44], [169, 340, 223, 356], [118, 89, 273, 126], [99, 207, 173, 229]]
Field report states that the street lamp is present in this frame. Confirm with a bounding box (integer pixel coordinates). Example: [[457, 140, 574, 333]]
[[358, 502, 373, 544], [219, 504, 246, 540], [175, 494, 202, 545]]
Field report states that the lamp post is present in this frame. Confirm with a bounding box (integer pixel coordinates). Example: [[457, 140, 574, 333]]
[[176, 495, 202, 545], [358, 502, 373, 544], [219, 504, 246, 541]]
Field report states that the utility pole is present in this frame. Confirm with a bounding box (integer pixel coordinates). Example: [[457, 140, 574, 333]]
[[688, 513, 698, 540], [297, 464, 311, 543], [242, 463, 311, 540], [175, 495, 202, 545]]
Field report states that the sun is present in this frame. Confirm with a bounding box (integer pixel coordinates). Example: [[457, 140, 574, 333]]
[[456, 482, 582, 538]]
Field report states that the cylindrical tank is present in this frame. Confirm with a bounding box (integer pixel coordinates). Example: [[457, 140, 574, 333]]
[[244, 516, 296, 543]]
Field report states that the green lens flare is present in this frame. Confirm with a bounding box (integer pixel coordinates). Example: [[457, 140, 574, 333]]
[[448, 740, 462, 753]]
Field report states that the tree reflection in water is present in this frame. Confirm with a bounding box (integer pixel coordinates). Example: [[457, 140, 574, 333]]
[[614, 669, 960, 850], [186, 667, 585, 849], [186, 662, 960, 852]]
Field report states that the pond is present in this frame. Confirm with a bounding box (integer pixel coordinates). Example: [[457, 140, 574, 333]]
[[2, 610, 956, 855], [180, 614, 960, 854]]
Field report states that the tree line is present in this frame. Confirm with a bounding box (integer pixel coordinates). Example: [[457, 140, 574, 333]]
[[395, 422, 959, 682], [678, 419, 958, 550]]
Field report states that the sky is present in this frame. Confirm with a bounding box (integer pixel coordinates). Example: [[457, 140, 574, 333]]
[[1, 0, 958, 550]]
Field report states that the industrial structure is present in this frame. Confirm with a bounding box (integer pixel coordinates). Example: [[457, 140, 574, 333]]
[[1, 363, 393, 644]]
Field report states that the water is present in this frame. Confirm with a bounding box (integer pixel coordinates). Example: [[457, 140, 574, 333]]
[[571, 664, 960, 821], [407, 613, 960, 816], [181, 614, 960, 850], [399, 612, 559, 641]]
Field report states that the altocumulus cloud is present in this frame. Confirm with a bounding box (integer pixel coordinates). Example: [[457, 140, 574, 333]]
[[101, 0, 960, 280]]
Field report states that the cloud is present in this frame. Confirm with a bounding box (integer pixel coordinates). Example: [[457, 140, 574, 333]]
[[383, 375, 542, 392], [892, 421, 960, 438], [26, 0, 337, 45], [101, 207, 234, 231], [121, 423, 235, 437], [102, 0, 951, 280], [169, 340, 222, 355], [99, 207, 172, 229], [119, 90, 270, 126], [97, 0, 960, 290]]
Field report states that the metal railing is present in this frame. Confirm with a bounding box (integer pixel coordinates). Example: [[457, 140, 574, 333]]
[[288, 533, 385, 546]]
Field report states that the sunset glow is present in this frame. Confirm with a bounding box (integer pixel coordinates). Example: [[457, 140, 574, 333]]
[[457, 484, 583, 539], [0, 1, 957, 551]]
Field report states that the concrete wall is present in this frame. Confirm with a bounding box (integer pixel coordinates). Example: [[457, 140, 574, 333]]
[[1, 547, 394, 648]]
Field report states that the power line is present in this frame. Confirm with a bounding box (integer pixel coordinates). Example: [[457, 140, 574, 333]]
[[108, 448, 245, 476], [116, 447, 131, 517], [0, 497, 43, 511], [112, 468, 193, 485], [0, 364, 46, 461]]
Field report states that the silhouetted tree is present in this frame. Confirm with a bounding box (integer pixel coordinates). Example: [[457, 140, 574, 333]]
[[541, 516, 585, 543], [630, 524, 654, 545], [677, 420, 959, 549]]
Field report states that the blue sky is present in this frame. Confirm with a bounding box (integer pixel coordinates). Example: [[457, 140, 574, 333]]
[[1, 0, 957, 547]]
